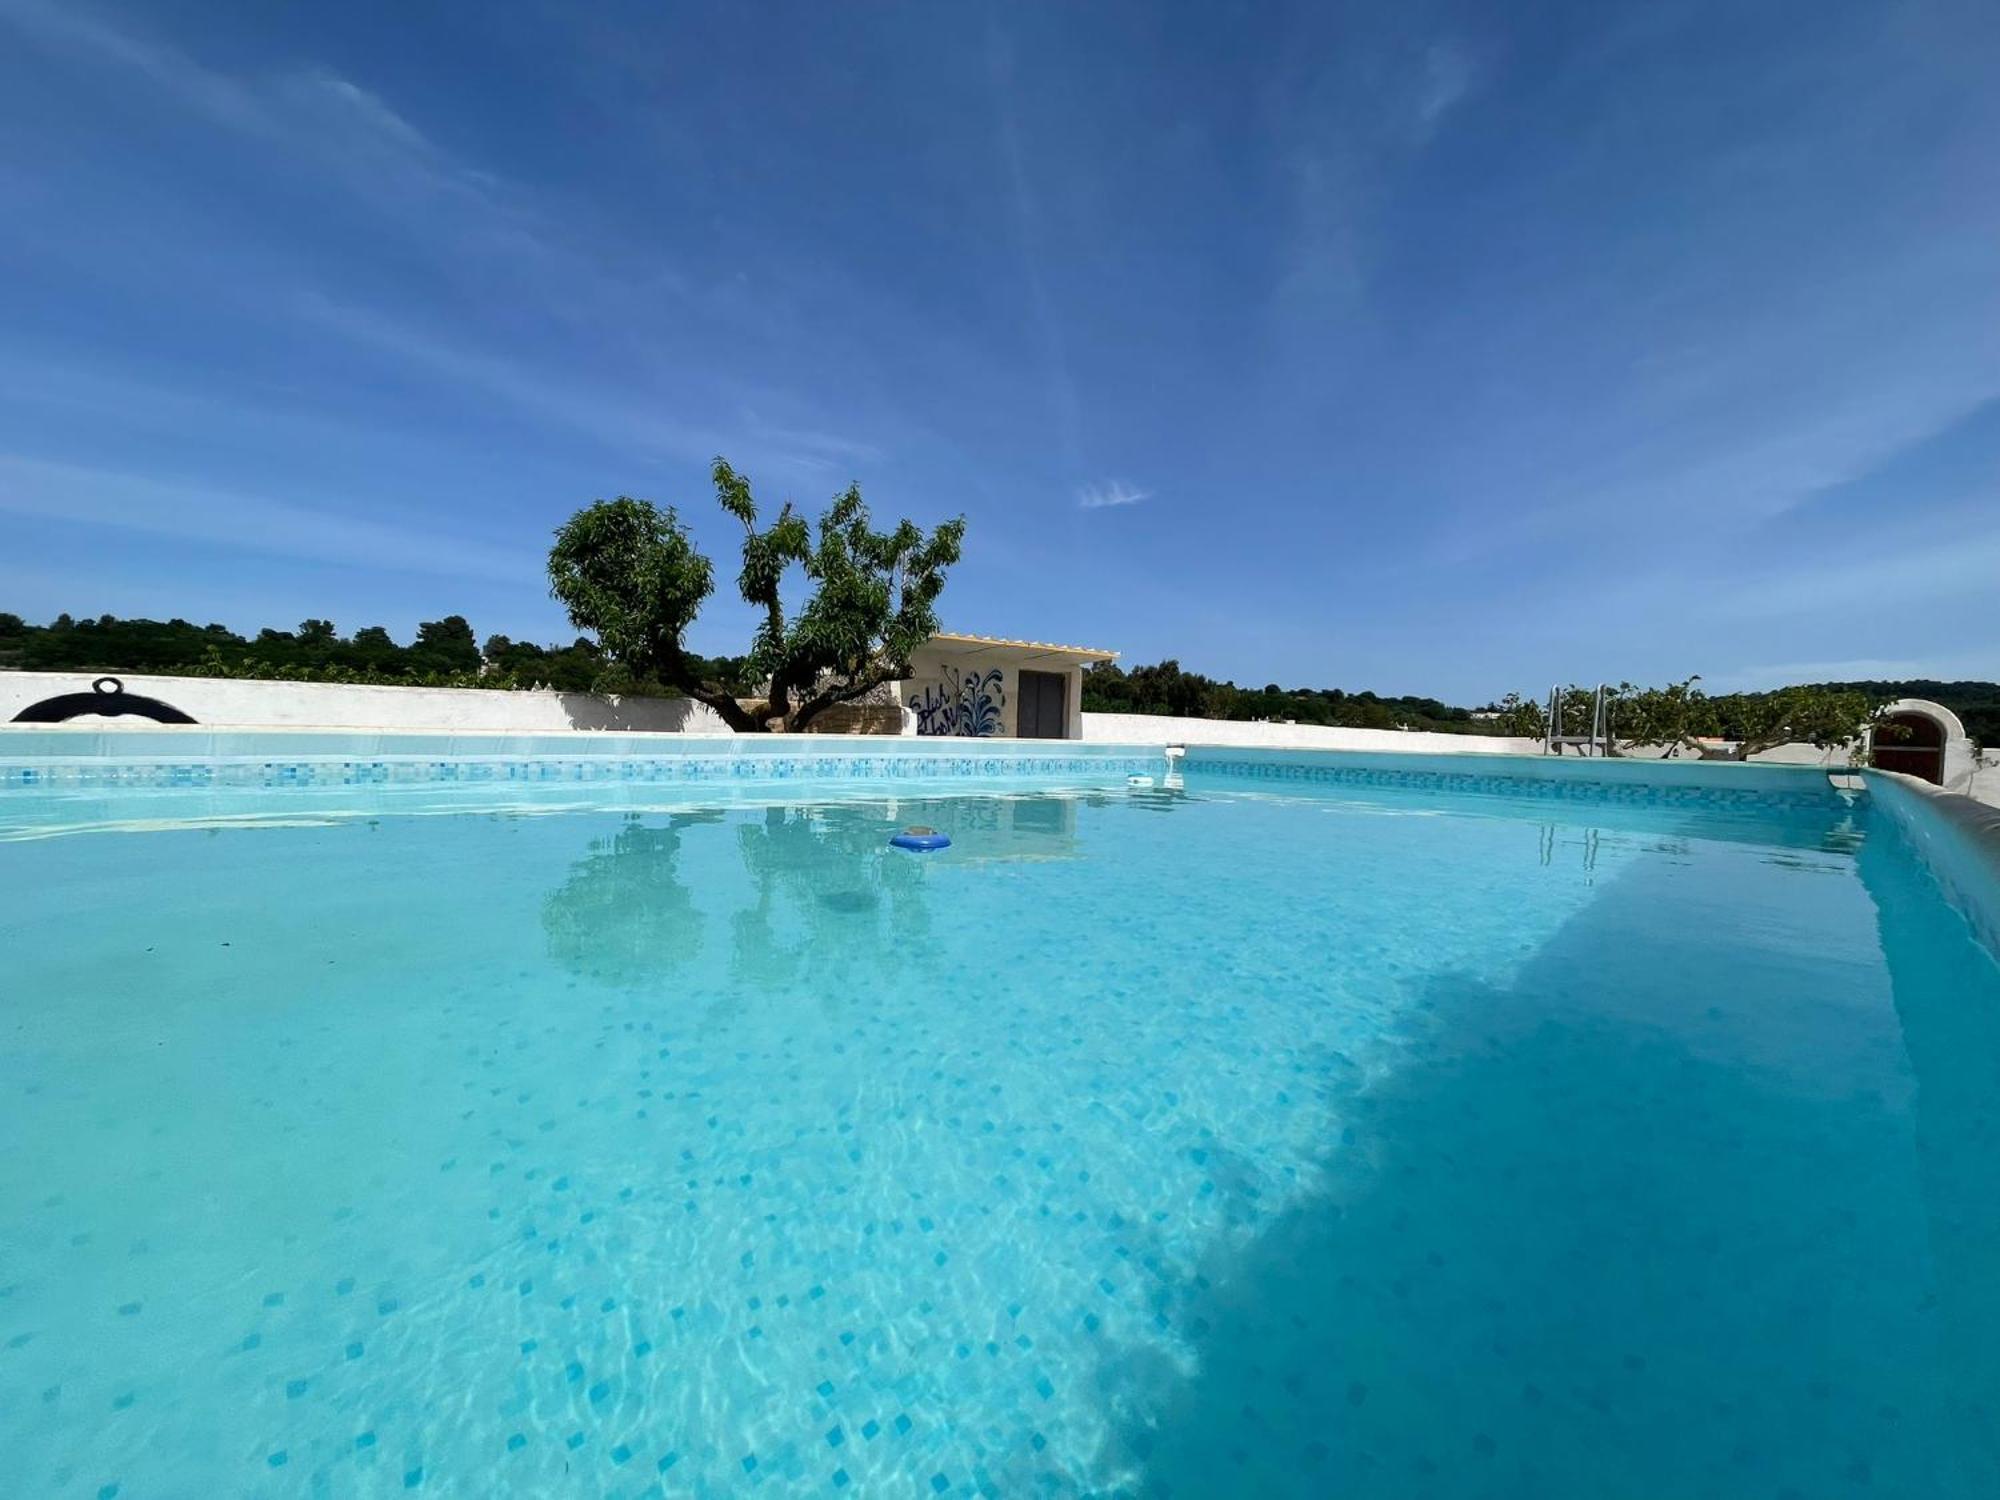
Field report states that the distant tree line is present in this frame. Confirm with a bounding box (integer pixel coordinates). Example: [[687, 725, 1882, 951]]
[[1489, 676, 1995, 755], [1082, 659, 1491, 735], [1817, 680, 1998, 747], [1090, 659, 1996, 751], [0, 611, 752, 697], [7, 609, 1994, 748]]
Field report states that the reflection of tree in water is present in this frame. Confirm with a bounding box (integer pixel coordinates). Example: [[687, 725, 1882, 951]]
[[542, 811, 724, 986], [543, 793, 1118, 992], [731, 803, 933, 987]]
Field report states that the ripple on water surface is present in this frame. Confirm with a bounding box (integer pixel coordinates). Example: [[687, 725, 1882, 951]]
[[1, 783, 1996, 1497]]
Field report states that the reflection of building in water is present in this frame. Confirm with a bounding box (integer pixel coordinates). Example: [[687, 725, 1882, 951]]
[[729, 802, 935, 987], [541, 811, 723, 986], [879, 792, 1102, 868], [728, 794, 1138, 981], [544, 788, 1190, 993]]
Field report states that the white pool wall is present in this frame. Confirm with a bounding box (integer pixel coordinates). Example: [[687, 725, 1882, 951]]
[[1863, 769, 2000, 959], [3, 673, 1540, 756]]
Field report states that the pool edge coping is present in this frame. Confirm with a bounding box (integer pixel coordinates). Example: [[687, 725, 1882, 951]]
[[1863, 768, 2000, 961]]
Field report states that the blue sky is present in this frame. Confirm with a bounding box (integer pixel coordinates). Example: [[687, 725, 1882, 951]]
[[2, 0, 1996, 701]]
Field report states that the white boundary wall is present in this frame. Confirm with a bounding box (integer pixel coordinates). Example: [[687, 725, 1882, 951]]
[[25, 675, 1971, 792], [0, 670, 737, 734], [1080, 710, 1540, 756], [2, 674, 1544, 753]]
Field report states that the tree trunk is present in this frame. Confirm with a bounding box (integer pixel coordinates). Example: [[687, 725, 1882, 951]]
[[786, 663, 900, 734], [688, 684, 764, 733], [659, 642, 766, 732]]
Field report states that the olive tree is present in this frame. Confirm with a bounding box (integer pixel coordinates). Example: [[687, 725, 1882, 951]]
[[1500, 677, 1890, 759], [1703, 685, 1890, 757], [1605, 677, 1709, 752], [549, 459, 965, 733]]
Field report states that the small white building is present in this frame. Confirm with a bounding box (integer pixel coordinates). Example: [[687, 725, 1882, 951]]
[[1, 631, 1125, 740], [901, 633, 1118, 740], [1870, 698, 1978, 792]]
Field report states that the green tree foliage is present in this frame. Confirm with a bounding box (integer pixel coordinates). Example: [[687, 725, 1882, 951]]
[[2, 613, 608, 692], [1509, 678, 1892, 758], [1814, 679, 1999, 748], [411, 614, 480, 676], [7, 613, 245, 673], [482, 634, 609, 693], [1486, 693, 1548, 738], [1705, 685, 1891, 755], [0, 608, 770, 698], [548, 459, 965, 732], [1082, 659, 1487, 735], [547, 495, 719, 691]]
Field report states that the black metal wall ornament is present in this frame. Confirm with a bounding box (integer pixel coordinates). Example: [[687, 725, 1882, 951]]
[[11, 677, 198, 724]]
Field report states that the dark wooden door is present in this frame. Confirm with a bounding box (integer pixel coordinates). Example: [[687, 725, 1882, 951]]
[[1018, 670, 1068, 738], [1874, 713, 1945, 784]]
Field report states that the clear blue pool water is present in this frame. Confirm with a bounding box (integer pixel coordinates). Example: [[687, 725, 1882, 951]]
[[2, 769, 1998, 1497]]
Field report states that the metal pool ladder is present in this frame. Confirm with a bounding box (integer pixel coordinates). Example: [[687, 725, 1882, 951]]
[[1544, 683, 1610, 756]]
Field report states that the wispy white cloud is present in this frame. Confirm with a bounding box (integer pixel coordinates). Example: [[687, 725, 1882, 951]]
[[1076, 480, 1149, 510], [1514, 377, 2000, 554], [737, 418, 884, 470], [295, 295, 725, 461], [1262, 29, 1486, 336], [296, 296, 882, 481], [0, 0, 514, 221], [1416, 40, 1478, 135], [0, 453, 535, 581], [986, 18, 1082, 472], [1708, 529, 2000, 620], [1555, 521, 2000, 671], [0, 0, 896, 491], [0, 0, 264, 131]]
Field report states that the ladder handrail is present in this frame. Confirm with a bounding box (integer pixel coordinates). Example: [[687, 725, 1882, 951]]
[[1545, 683, 1610, 756]]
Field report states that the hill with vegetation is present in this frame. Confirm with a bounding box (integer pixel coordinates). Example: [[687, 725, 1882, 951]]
[[1081, 659, 1494, 735], [1808, 681, 1998, 746], [1086, 660, 1999, 748], [0, 611, 751, 697], [6, 613, 1993, 746]]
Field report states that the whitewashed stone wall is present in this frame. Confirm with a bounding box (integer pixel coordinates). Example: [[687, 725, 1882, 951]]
[[0, 670, 738, 734], [1080, 711, 1541, 756]]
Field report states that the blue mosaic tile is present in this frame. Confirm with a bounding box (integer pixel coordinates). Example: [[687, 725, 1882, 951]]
[[9, 734, 1964, 1498], [1188, 757, 1840, 810], [0, 746, 1169, 790]]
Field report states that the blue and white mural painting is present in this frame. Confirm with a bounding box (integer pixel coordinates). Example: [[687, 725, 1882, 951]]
[[910, 666, 1005, 737], [909, 681, 954, 735]]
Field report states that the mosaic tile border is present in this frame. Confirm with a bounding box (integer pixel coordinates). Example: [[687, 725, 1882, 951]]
[[2, 752, 1170, 790], [1188, 756, 1841, 811]]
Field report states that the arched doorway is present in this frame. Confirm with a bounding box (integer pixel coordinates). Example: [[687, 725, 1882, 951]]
[[1874, 711, 1946, 784]]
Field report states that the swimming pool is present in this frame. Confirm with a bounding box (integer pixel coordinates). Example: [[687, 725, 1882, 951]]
[[3, 738, 1997, 1497]]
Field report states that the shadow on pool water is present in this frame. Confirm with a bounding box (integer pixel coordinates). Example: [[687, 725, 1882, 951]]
[[1090, 834, 2000, 1499]]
